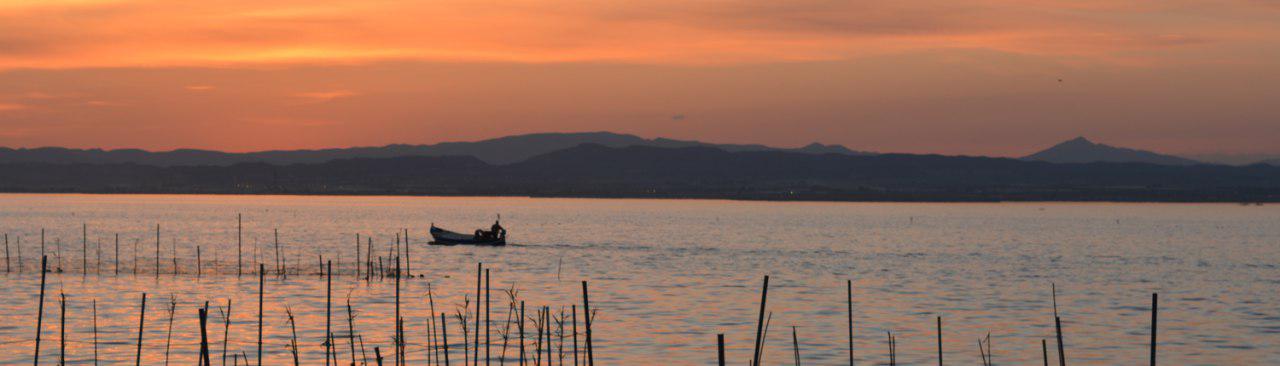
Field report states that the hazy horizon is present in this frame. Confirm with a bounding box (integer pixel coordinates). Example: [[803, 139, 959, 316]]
[[2, 1, 1278, 157]]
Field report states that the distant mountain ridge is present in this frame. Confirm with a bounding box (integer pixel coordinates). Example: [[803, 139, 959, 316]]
[[1023, 137, 1201, 165], [0, 132, 872, 166], [2, 143, 1278, 202]]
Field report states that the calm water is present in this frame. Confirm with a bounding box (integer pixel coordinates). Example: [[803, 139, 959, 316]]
[[0, 194, 1277, 365]]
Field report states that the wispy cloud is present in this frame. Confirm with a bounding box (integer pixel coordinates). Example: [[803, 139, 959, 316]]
[[184, 85, 215, 91], [0, 0, 1273, 69], [0, 102, 26, 111], [293, 89, 357, 102]]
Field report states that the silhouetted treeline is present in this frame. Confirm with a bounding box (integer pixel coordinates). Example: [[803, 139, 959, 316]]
[[1, 144, 1278, 202]]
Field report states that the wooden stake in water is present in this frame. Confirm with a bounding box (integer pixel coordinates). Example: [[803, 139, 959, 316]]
[[395, 257, 403, 366], [136, 293, 147, 366], [404, 228, 411, 277], [5, 233, 9, 273], [936, 316, 943, 366], [237, 214, 242, 277], [221, 300, 232, 366], [93, 299, 100, 366], [1042, 339, 1048, 366], [200, 307, 212, 366], [441, 312, 452, 366], [582, 281, 594, 366], [750, 276, 769, 366], [847, 280, 854, 366], [60, 293, 67, 366], [355, 234, 361, 280], [258, 264, 265, 366], [34, 256, 47, 366], [197, 245, 203, 278], [791, 326, 801, 366], [326, 261, 333, 366], [155, 224, 161, 277], [486, 269, 491, 366], [572, 305, 578, 366], [1150, 293, 1158, 366], [115, 234, 119, 276], [475, 263, 482, 365], [717, 334, 725, 366], [83, 223, 88, 276]]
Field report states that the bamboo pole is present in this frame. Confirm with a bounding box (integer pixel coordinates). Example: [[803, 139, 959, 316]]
[[1042, 339, 1048, 366], [258, 264, 264, 366], [581, 281, 594, 366], [847, 280, 854, 366], [93, 299, 99, 366], [1150, 293, 1158, 366], [937, 316, 943, 366], [486, 269, 491, 366], [572, 305, 578, 366], [716, 334, 725, 366], [114, 234, 120, 275], [59, 293, 66, 366], [4, 233, 8, 273], [221, 300, 232, 366], [200, 308, 211, 366], [34, 256, 47, 366], [475, 263, 482, 366], [519, 301, 525, 366], [155, 224, 160, 277], [347, 299, 357, 366], [442, 313, 451, 366], [791, 326, 800, 366], [136, 293, 147, 366], [326, 261, 333, 366], [237, 214, 242, 277], [355, 234, 361, 280], [750, 276, 769, 366], [82, 223, 87, 276], [395, 257, 402, 366], [404, 228, 411, 277]]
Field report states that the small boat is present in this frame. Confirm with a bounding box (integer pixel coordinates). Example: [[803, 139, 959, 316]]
[[429, 220, 507, 246]]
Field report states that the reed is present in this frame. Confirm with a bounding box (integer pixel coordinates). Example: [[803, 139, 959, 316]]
[[220, 300, 232, 366], [34, 256, 47, 366], [429, 283, 442, 365], [346, 298, 358, 366], [285, 306, 300, 366], [164, 296, 177, 366]]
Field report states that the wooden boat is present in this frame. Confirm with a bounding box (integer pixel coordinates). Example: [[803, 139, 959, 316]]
[[429, 224, 506, 246]]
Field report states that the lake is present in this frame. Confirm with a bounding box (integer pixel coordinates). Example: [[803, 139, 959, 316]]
[[0, 194, 1277, 365]]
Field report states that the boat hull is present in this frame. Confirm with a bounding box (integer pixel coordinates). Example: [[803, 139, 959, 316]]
[[429, 226, 507, 246]]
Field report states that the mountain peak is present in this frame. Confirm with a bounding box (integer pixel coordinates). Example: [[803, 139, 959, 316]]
[[1024, 137, 1199, 165]]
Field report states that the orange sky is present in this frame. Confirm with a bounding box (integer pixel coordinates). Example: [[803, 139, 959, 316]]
[[1, 0, 1278, 156]]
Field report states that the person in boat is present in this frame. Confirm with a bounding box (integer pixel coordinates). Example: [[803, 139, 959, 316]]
[[491, 219, 505, 239]]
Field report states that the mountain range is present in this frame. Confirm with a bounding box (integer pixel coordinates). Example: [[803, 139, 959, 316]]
[[1, 143, 1277, 201], [0, 132, 870, 166]]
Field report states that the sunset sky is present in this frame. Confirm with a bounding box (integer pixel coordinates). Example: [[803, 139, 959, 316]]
[[1, 0, 1278, 156]]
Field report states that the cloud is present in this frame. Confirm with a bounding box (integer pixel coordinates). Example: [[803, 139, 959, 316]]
[[0, 0, 1272, 69], [293, 89, 357, 102], [0, 102, 26, 111], [184, 85, 215, 91]]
